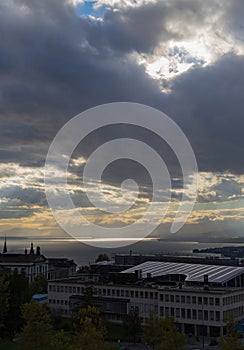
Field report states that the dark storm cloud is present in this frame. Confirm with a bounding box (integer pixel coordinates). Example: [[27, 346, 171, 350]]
[[0, 0, 164, 142], [166, 53, 244, 173], [82, 0, 211, 54], [0, 0, 243, 178]]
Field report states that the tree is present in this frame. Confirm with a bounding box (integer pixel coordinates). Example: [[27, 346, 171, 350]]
[[95, 254, 110, 263], [76, 305, 106, 350], [219, 316, 244, 350], [51, 329, 76, 350], [123, 307, 141, 343], [20, 300, 53, 350], [83, 286, 93, 307], [143, 312, 164, 349], [157, 317, 186, 350], [5, 268, 31, 335], [0, 275, 9, 336], [30, 274, 48, 295]]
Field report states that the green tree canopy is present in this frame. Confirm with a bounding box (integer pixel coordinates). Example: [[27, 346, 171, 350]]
[[20, 300, 52, 350], [143, 315, 186, 350], [123, 307, 141, 343], [143, 312, 164, 349], [5, 268, 31, 335], [95, 254, 110, 262], [0, 275, 9, 336], [219, 316, 244, 350], [30, 274, 48, 295], [158, 317, 186, 350], [76, 305, 106, 350]]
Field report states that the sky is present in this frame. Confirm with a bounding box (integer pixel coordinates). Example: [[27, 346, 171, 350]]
[[1, 0, 244, 258]]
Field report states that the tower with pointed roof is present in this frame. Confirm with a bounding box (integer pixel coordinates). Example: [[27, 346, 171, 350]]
[[3, 235, 7, 254]]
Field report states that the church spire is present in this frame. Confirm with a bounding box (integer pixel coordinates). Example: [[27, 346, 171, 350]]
[[3, 235, 7, 254]]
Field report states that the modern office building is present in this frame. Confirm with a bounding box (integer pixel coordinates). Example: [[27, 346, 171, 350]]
[[48, 260, 244, 338]]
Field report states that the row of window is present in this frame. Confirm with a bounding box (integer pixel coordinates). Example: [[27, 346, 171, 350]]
[[223, 306, 244, 318], [49, 284, 159, 300], [49, 299, 69, 306], [160, 294, 220, 306], [49, 284, 244, 310], [160, 307, 221, 322], [49, 285, 85, 294], [223, 294, 244, 305], [95, 288, 158, 300]]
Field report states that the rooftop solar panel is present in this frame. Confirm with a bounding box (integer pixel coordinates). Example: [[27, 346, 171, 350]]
[[122, 261, 244, 284]]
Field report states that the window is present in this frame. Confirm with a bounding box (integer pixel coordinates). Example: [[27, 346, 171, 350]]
[[204, 310, 208, 321], [186, 296, 191, 304], [121, 290, 124, 297], [130, 290, 134, 298], [176, 295, 180, 303], [171, 308, 175, 317], [165, 294, 169, 302], [150, 292, 153, 299], [165, 307, 170, 316], [209, 297, 214, 305], [181, 296, 185, 303], [192, 296, 196, 304], [216, 311, 220, 321], [198, 310, 203, 320], [145, 291, 148, 299], [215, 298, 220, 306], [140, 291, 143, 298], [204, 297, 208, 305], [170, 295, 175, 303], [192, 309, 197, 319], [176, 308, 180, 318], [181, 308, 185, 318], [135, 291, 138, 298], [187, 309, 191, 319], [198, 297, 202, 305]]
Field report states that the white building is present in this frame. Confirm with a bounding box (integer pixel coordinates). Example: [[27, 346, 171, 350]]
[[48, 261, 244, 338], [0, 243, 48, 283]]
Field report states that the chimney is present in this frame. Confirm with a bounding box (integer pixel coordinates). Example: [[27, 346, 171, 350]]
[[36, 246, 41, 256], [30, 242, 34, 255], [204, 274, 209, 285]]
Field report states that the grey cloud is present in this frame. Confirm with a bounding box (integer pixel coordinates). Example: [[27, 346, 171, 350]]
[[166, 53, 244, 173], [83, 0, 217, 54], [0, 186, 46, 206], [0, 0, 244, 176]]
